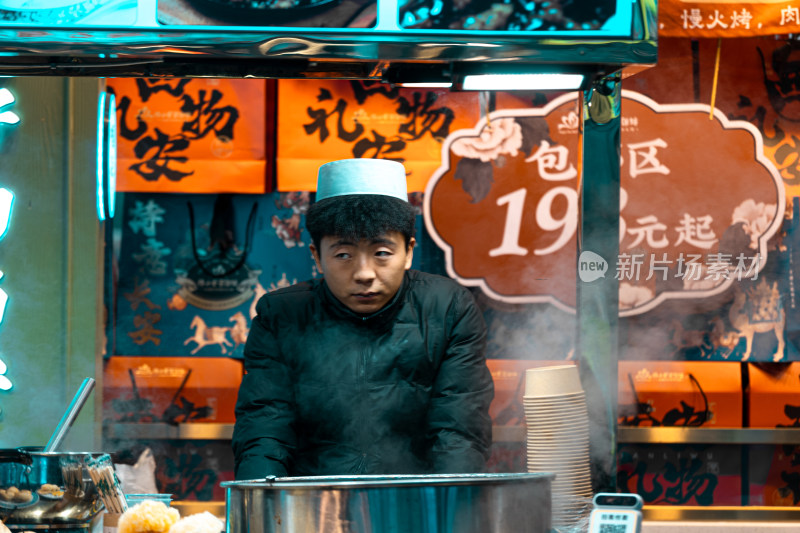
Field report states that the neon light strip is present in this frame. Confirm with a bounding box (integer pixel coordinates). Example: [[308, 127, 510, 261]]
[[0, 187, 12, 391], [0, 270, 6, 326], [0, 358, 10, 391], [462, 73, 585, 91], [107, 93, 116, 219], [0, 88, 19, 125], [0, 188, 13, 241], [96, 91, 106, 221]]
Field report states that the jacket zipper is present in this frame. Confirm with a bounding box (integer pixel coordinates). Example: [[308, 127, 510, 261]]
[[358, 338, 368, 473], [360, 345, 368, 384], [356, 453, 367, 474]]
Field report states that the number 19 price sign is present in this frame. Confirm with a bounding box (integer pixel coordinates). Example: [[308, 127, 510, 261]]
[[424, 91, 784, 316]]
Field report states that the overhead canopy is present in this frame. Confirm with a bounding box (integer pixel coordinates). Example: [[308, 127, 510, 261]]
[[0, 0, 656, 82]]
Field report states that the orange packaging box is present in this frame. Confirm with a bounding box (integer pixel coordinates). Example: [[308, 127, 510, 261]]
[[748, 363, 800, 428], [104, 356, 243, 424], [618, 361, 742, 428]]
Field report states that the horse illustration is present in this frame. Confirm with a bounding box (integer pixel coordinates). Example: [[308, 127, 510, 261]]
[[184, 316, 232, 355], [669, 320, 713, 353], [230, 311, 249, 347]]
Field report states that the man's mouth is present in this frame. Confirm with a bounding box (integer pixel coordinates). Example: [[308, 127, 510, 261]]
[[354, 292, 378, 300]]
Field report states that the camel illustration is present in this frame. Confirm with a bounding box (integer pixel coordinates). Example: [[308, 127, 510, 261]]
[[229, 311, 249, 347], [184, 315, 232, 355], [727, 280, 785, 361]]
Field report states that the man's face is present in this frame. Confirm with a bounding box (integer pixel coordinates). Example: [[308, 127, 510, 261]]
[[310, 231, 415, 315]]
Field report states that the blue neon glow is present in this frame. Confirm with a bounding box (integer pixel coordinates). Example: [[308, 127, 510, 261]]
[[0, 271, 6, 327], [0, 146, 13, 395], [0, 356, 11, 391], [0, 188, 13, 241], [0, 88, 19, 125], [96, 91, 106, 222], [107, 93, 117, 219]]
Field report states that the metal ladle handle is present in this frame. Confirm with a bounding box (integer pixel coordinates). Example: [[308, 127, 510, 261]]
[[44, 377, 96, 452]]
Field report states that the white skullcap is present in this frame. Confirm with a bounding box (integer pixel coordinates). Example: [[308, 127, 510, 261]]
[[316, 159, 408, 202]]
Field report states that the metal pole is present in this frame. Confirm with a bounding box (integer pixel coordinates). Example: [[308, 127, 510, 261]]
[[577, 74, 622, 493], [45, 377, 96, 452]]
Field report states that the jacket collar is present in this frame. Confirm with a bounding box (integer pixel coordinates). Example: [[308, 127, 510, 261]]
[[319, 273, 409, 329]]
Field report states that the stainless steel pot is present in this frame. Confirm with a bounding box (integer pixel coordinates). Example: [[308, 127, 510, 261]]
[[0, 447, 103, 526], [223, 473, 554, 533]]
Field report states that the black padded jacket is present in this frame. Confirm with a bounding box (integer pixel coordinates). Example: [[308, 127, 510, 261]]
[[232, 269, 494, 479]]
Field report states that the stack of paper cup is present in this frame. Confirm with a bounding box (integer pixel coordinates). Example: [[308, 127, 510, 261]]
[[524, 365, 593, 530]]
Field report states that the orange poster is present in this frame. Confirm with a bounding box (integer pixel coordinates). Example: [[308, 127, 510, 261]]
[[109, 78, 271, 194], [425, 90, 783, 315], [660, 1, 800, 37], [277, 80, 500, 192]]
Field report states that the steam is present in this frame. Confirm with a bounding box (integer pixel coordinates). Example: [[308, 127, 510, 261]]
[[485, 305, 575, 361]]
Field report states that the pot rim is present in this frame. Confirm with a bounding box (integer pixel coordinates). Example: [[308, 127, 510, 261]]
[[222, 472, 555, 490], [0, 447, 102, 462]]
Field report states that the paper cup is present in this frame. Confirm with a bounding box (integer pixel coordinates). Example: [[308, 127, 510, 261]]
[[523, 391, 585, 401], [523, 396, 586, 407], [525, 423, 590, 435], [524, 409, 589, 422], [525, 365, 583, 397]]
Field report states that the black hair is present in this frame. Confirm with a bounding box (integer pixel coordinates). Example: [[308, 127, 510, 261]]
[[305, 194, 416, 251]]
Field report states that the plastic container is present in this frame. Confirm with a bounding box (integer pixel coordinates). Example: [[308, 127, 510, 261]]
[[126, 493, 173, 507]]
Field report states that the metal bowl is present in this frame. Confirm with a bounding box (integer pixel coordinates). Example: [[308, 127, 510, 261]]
[[0, 448, 103, 526], [223, 472, 554, 533]]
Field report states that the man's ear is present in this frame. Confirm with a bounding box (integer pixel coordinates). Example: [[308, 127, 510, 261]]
[[309, 243, 323, 275], [404, 237, 416, 270]]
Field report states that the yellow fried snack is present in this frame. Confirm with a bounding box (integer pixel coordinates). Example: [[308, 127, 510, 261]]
[[37, 484, 64, 498], [168, 511, 224, 533], [12, 490, 32, 503], [118, 500, 181, 533], [0, 487, 23, 502]]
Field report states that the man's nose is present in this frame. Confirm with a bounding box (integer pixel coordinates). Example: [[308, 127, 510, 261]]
[[353, 255, 376, 283]]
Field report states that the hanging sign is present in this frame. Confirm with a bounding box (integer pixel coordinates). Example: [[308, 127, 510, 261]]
[[659, 0, 800, 37], [424, 90, 785, 316], [108, 78, 270, 194]]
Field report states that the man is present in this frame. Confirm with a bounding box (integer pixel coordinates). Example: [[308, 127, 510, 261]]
[[232, 158, 494, 479]]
